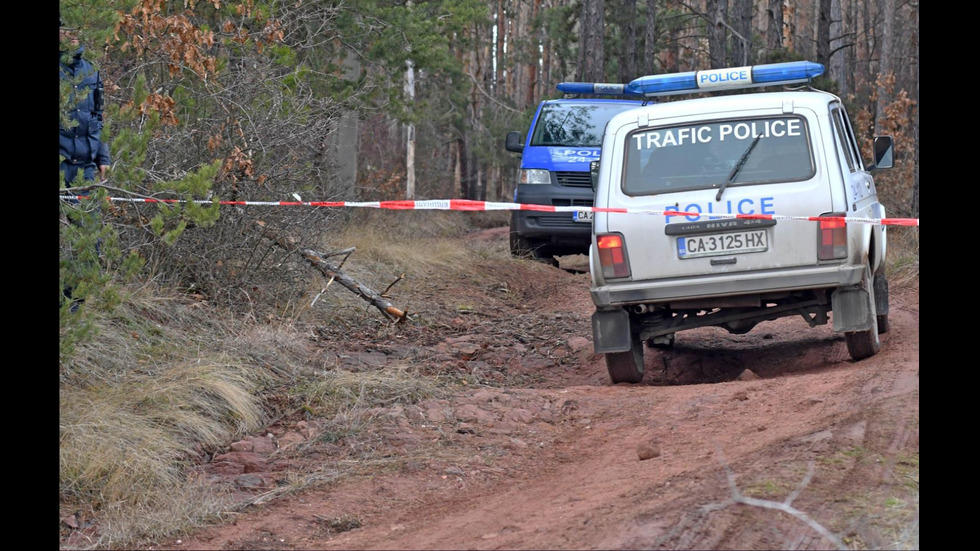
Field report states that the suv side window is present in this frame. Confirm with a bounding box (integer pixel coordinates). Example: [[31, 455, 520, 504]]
[[831, 106, 865, 172]]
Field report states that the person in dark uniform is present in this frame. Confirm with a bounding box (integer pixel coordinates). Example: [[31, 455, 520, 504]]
[[60, 18, 110, 312]]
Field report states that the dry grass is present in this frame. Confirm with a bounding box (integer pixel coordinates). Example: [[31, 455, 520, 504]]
[[58, 210, 502, 549], [885, 225, 919, 286], [325, 209, 502, 277]]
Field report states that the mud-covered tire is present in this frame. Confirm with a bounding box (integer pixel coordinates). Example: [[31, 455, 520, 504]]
[[605, 338, 645, 384], [874, 271, 890, 334], [845, 264, 881, 360]]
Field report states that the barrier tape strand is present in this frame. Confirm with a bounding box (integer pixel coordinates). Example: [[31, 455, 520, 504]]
[[59, 195, 920, 227]]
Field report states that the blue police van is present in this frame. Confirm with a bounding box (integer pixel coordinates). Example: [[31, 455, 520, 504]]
[[505, 96, 646, 266]]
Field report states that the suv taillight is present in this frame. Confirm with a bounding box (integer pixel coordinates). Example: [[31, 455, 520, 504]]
[[817, 213, 847, 260], [597, 233, 631, 278]]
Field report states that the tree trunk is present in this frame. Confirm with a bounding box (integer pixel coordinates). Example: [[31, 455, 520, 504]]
[[707, 0, 727, 69], [783, 1, 795, 53], [664, 0, 680, 72], [404, 59, 415, 200], [453, 140, 462, 198], [620, 0, 637, 83], [731, 0, 753, 66], [527, 0, 540, 107], [816, 0, 831, 68], [910, 4, 919, 219], [495, 0, 504, 97], [580, 0, 605, 81], [876, 0, 895, 131], [829, 0, 847, 95], [765, 0, 783, 59], [642, 0, 657, 74]]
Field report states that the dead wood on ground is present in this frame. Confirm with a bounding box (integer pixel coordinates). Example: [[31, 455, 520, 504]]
[[253, 220, 409, 322]]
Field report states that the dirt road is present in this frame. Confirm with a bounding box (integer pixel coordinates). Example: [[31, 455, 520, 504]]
[[146, 226, 919, 550]]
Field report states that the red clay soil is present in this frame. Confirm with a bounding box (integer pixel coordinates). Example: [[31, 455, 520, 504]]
[[135, 226, 919, 551]]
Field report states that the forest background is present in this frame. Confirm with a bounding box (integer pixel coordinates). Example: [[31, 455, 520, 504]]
[[58, 0, 919, 548]]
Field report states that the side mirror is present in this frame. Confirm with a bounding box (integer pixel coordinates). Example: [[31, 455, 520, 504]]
[[505, 131, 524, 153], [590, 160, 600, 191], [872, 136, 894, 170]]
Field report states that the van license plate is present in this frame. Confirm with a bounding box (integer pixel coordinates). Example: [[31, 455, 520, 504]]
[[573, 210, 593, 223], [677, 230, 768, 259]]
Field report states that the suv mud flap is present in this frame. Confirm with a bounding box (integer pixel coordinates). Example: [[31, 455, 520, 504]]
[[831, 284, 874, 332], [592, 308, 632, 353]]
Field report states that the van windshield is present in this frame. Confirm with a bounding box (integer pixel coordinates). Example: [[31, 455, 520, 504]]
[[623, 116, 814, 195], [530, 103, 637, 148]]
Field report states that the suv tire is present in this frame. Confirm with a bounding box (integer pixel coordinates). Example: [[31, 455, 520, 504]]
[[606, 337, 645, 383], [844, 264, 881, 360], [874, 271, 890, 334]]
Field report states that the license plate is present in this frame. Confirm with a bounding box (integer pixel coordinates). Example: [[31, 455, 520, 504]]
[[573, 210, 593, 223], [677, 230, 768, 259]]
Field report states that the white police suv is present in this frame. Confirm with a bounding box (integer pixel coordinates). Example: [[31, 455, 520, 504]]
[[573, 61, 895, 383]]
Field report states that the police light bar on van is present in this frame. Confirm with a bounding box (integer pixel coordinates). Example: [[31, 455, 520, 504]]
[[555, 82, 646, 98], [557, 61, 825, 98]]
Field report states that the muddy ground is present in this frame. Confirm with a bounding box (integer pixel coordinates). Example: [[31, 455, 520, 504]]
[[138, 226, 919, 550]]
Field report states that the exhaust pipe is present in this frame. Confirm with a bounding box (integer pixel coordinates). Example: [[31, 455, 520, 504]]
[[632, 304, 650, 314]]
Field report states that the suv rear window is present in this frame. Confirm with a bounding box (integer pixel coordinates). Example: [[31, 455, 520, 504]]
[[623, 116, 813, 195], [530, 103, 638, 147]]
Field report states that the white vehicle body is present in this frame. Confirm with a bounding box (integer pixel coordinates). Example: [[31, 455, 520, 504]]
[[585, 62, 894, 383]]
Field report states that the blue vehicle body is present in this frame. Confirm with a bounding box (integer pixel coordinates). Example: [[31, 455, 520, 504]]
[[506, 98, 645, 264]]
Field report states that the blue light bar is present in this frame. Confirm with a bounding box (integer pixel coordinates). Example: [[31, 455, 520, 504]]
[[555, 81, 646, 98], [557, 61, 825, 98]]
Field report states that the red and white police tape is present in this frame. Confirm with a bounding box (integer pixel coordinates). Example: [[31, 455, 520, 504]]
[[59, 195, 920, 226]]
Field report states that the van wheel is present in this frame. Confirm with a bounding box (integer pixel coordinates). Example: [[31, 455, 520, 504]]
[[844, 264, 881, 360], [605, 338, 645, 384]]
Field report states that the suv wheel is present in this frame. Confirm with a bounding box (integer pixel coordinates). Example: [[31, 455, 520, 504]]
[[605, 337, 645, 383], [844, 264, 881, 360], [874, 271, 890, 334]]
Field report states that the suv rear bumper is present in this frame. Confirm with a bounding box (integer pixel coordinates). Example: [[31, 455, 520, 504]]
[[591, 263, 864, 308]]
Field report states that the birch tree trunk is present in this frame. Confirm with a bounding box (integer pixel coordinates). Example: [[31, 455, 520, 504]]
[[495, 0, 504, 97], [404, 59, 415, 200]]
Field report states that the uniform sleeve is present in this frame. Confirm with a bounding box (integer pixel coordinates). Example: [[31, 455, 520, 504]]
[[96, 141, 111, 167]]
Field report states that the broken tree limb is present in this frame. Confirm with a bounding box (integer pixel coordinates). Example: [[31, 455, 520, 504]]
[[252, 220, 410, 322], [299, 247, 409, 322]]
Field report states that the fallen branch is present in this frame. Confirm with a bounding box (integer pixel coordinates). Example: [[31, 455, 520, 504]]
[[714, 444, 847, 550], [300, 247, 409, 322], [253, 220, 410, 322]]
